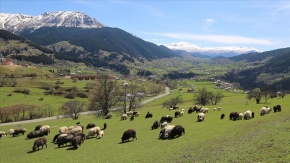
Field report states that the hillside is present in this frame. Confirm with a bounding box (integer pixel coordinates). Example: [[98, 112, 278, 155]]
[[228, 47, 290, 62], [18, 26, 178, 61]]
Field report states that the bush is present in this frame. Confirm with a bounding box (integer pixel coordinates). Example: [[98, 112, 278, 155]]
[[65, 91, 76, 99], [13, 88, 31, 95], [76, 91, 89, 98]]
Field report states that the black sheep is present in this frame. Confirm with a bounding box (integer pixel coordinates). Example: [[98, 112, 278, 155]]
[[57, 135, 74, 148], [25, 131, 44, 140], [34, 125, 42, 131], [229, 112, 239, 121], [151, 120, 160, 130], [73, 132, 86, 142], [72, 136, 82, 149], [86, 123, 96, 129], [52, 134, 61, 143], [188, 107, 194, 114], [174, 111, 181, 118], [103, 123, 107, 130], [130, 116, 134, 121], [145, 113, 153, 119], [121, 129, 137, 143], [160, 116, 173, 123], [32, 137, 47, 152], [220, 114, 225, 119], [169, 125, 185, 139], [252, 112, 255, 118], [13, 128, 26, 137]]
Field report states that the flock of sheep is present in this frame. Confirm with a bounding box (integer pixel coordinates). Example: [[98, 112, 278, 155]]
[[0, 103, 282, 152]]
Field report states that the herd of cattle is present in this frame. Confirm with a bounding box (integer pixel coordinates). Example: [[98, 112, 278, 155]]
[[0, 103, 282, 152]]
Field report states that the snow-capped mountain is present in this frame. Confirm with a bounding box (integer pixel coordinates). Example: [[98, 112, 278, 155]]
[[0, 11, 104, 33], [164, 42, 260, 57]]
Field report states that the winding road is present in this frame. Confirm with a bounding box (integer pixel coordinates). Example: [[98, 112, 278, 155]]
[[0, 87, 170, 126]]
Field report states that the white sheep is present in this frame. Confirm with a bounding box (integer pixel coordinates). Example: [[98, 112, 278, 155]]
[[98, 130, 104, 139], [0, 131, 6, 137], [105, 113, 112, 119], [260, 106, 271, 116], [243, 110, 252, 120], [67, 125, 82, 134], [159, 125, 175, 139], [126, 111, 133, 116], [217, 107, 221, 111], [86, 127, 101, 138], [200, 107, 209, 113], [39, 125, 51, 134], [197, 113, 205, 121], [180, 109, 184, 116], [121, 114, 128, 120], [8, 129, 15, 135], [213, 108, 217, 111], [161, 121, 168, 128], [59, 126, 68, 134], [238, 113, 244, 120]]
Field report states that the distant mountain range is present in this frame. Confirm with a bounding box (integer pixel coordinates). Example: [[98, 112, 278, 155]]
[[0, 11, 104, 33], [164, 42, 259, 57]]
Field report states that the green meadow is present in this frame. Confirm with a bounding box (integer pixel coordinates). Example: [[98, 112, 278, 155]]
[[0, 80, 289, 163]]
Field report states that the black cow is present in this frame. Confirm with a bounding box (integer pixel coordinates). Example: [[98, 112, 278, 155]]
[[121, 129, 137, 143], [32, 137, 47, 152]]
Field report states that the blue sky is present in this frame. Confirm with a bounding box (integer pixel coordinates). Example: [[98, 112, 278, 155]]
[[1, 0, 289, 52]]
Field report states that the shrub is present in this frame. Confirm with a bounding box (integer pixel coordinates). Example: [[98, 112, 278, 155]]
[[76, 91, 89, 98], [65, 91, 76, 99]]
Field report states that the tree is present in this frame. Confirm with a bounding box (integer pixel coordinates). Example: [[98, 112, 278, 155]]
[[247, 88, 262, 104], [42, 103, 55, 117], [88, 74, 120, 118], [261, 85, 271, 104], [60, 100, 85, 120], [126, 81, 143, 111], [194, 87, 214, 106], [210, 91, 225, 105], [162, 95, 183, 108]]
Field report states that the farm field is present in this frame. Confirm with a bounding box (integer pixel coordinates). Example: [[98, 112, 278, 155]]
[[0, 82, 289, 163]]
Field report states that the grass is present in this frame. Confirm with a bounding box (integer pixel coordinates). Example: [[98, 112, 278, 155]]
[[0, 81, 289, 163]]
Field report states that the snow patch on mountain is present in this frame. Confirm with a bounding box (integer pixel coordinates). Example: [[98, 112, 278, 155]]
[[164, 42, 260, 57], [0, 11, 104, 33]]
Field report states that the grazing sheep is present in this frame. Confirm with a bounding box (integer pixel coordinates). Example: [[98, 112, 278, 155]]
[[54, 134, 68, 143], [161, 121, 168, 128], [104, 113, 112, 119], [121, 129, 137, 143], [229, 112, 240, 120], [25, 131, 45, 140], [145, 112, 153, 119], [57, 134, 74, 148], [260, 106, 271, 116], [180, 109, 184, 116], [174, 111, 181, 118], [86, 127, 101, 138], [103, 123, 107, 130], [243, 110, 252, 120], [73, 132, 86, 142], [274, 104, 282, 112], [217, 107, 221, 111], [197, 113, 205, 122], [98, 130, 104, 139], [159, 125, 175, 139], [169, 125, 185, 139], [67, 125, 83, 135], [188, 107, 195, 114], [0, 131, 6, 138], [72, 136, 82, 149], [59, 126, 68, 134], [221, 114, 225, 119], [8, 129, 15, 135], [195, 107, 202, 113], [34, 125, 42, 131], [200, 107, 209, 113], [86, 123, 96, 129], [160, 115, 173, 123], [76, 124, 84, 132], [76, 122, 80, 125], [52, 134, 61, 143], [252, 112, 255, 118], [133, 111, 140, 117], [121, 114, 128, 120], [238, 113, 244, 120], [151, 120, 160, 130], [39, 125, 50, 135], [126, 111, 133, 116], [130, 115, 134, 121], [213, 108, 217, 111], [32, 137, 47, 152], [13, 128, 27, 137]]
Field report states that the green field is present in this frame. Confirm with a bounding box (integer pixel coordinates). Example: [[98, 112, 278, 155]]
[[0, 81, 289, 163]]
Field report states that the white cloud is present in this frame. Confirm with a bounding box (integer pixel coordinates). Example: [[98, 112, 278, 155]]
[[202, 18, 216, 29], [143, 32, 275, 45]]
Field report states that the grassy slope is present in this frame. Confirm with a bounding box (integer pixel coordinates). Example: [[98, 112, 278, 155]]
[[0, 81, 289, 163]]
